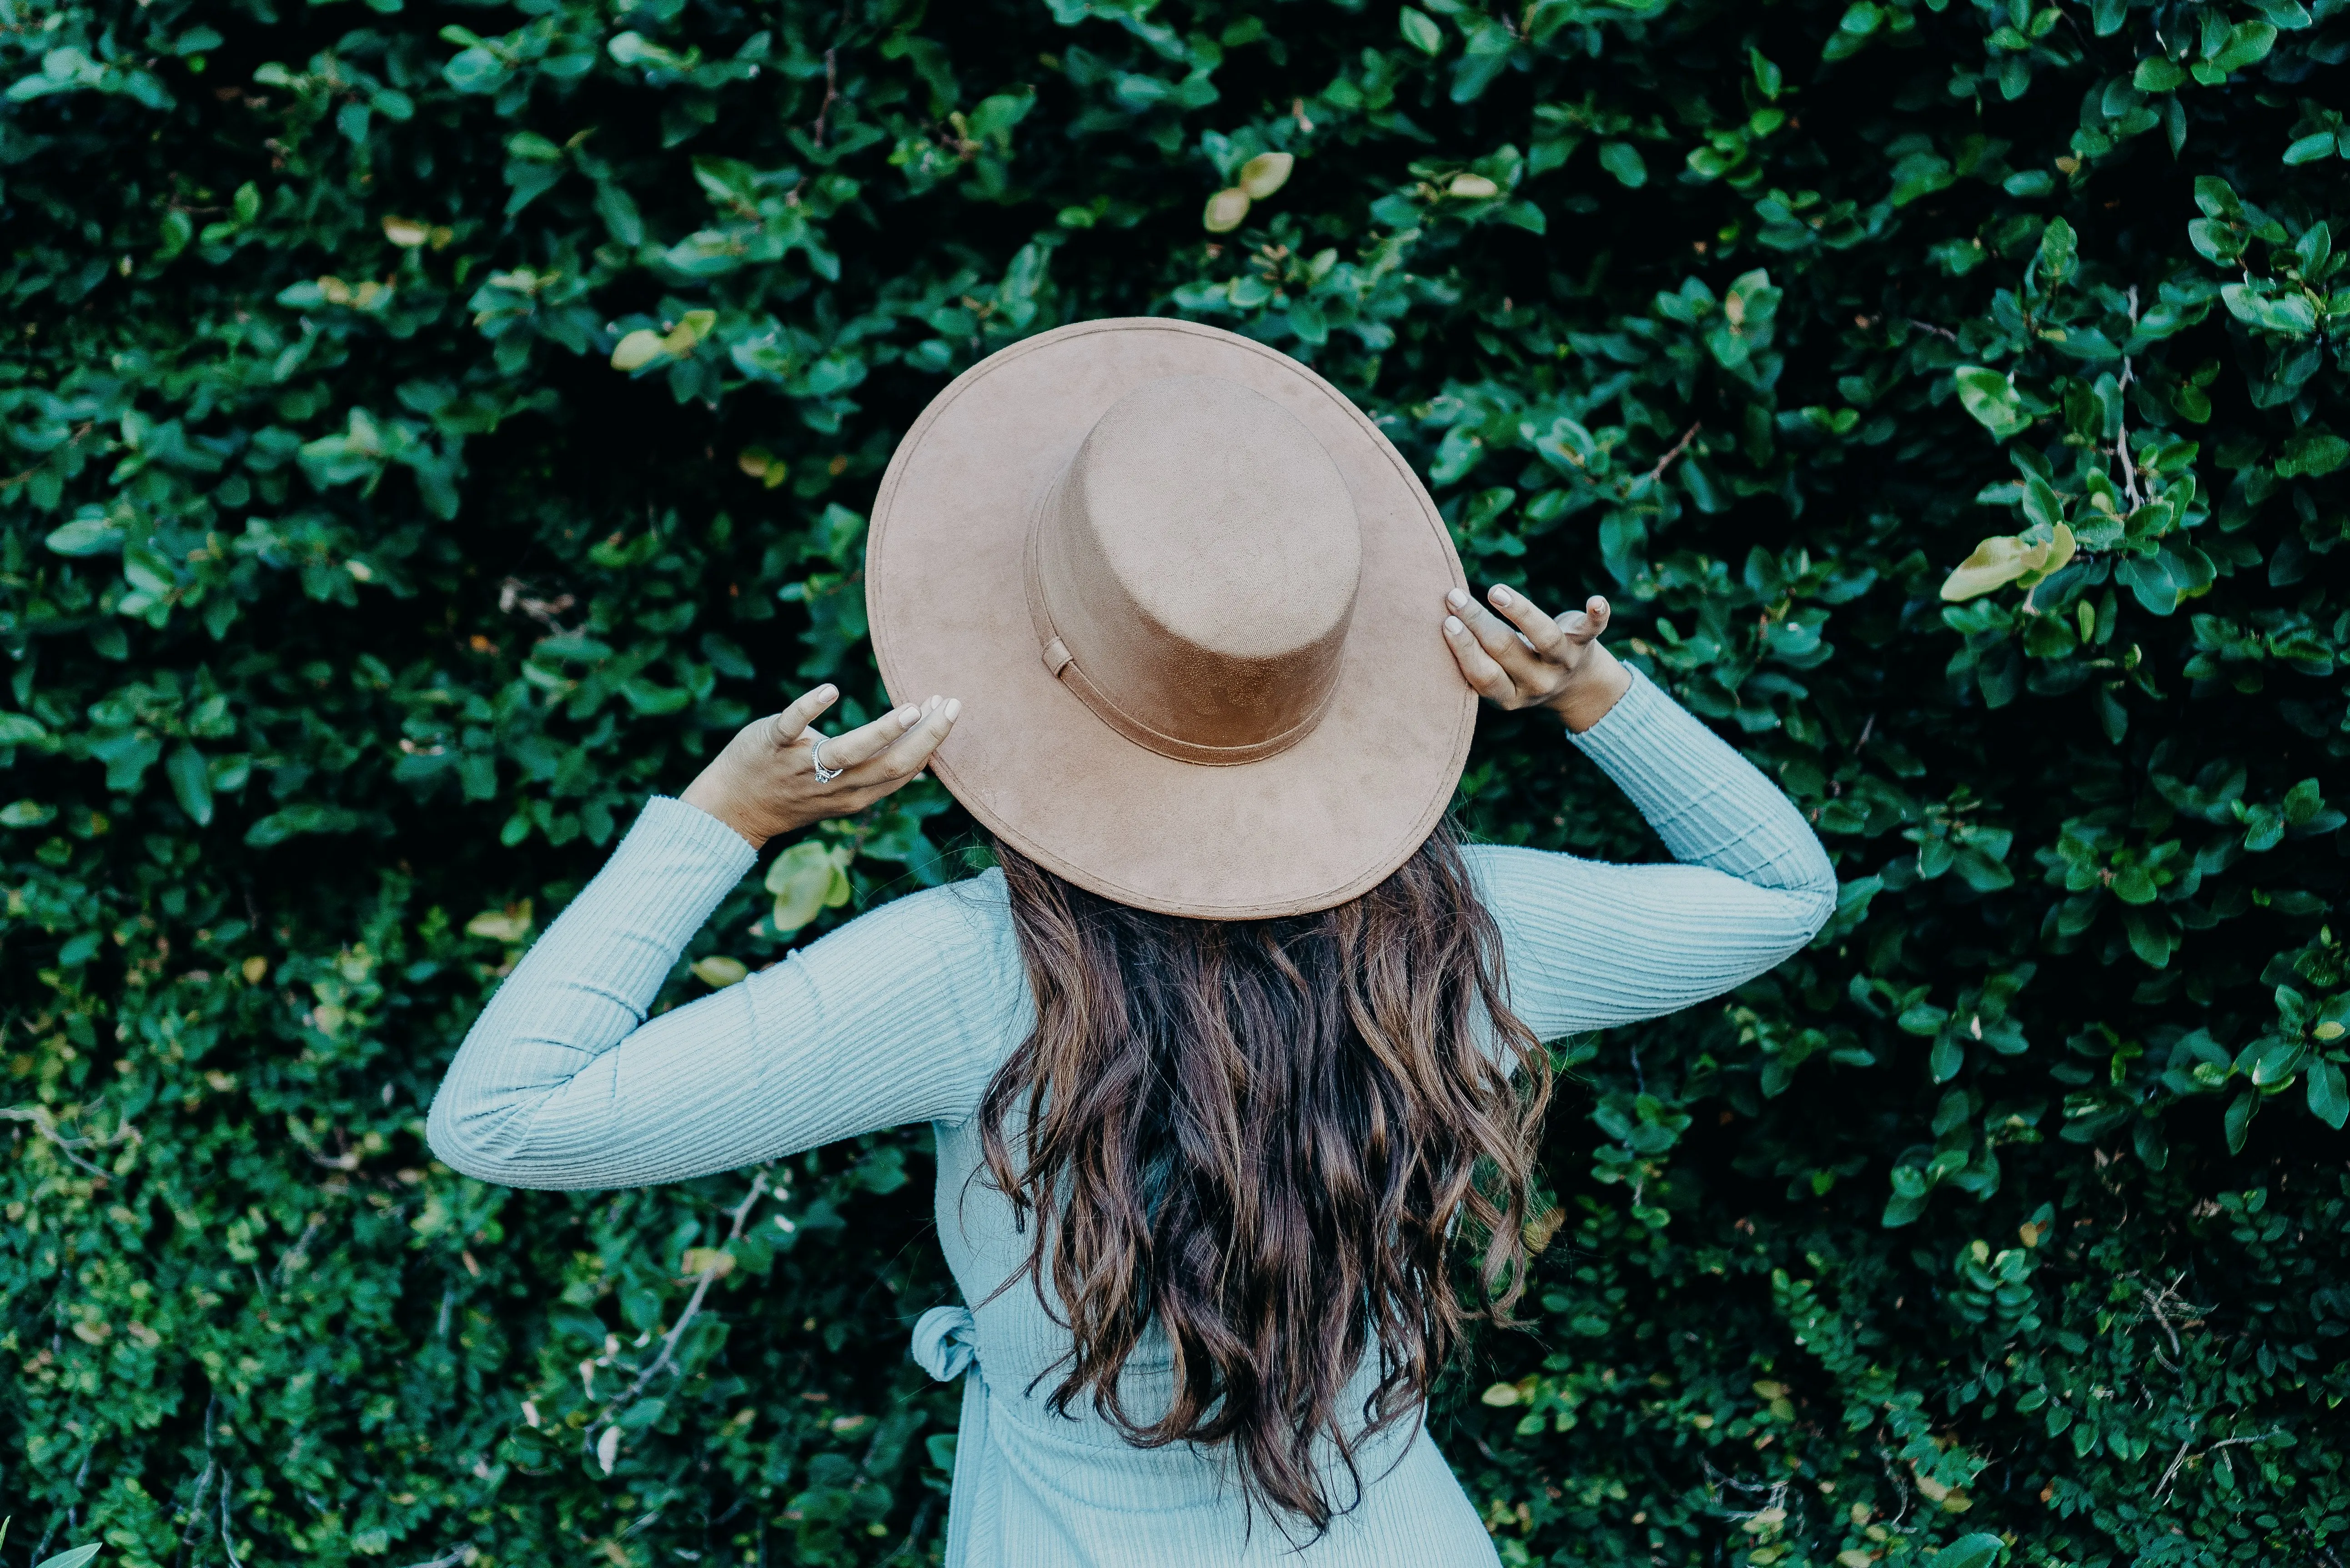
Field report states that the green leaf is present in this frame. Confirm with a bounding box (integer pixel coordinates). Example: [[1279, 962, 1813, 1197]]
[[1820, 0, 1883, 60], [2308, 1060, 2350, 1129], [1929, 1033, 1966, 1082], [1952, 367, 2030, 439], [45, 516, 126, 556], [1596, 141, 1647, 188], [2277, 432, 2348, 478], [244, 803, 366, 849], [164, 742, 213, 827], [2205, 21, 2277, 72], [2223, 1088, 2258, 1152], [1938, 1534, 2007, 1568], [2123, 908, 2176, 967], [36, 1548, 105, 1568], [1449, 20, 1516, 102], [2283, 130, 2340, 165], [443, 45, 509, 93], [1398, 6, 1443, 55], [594, 181, 644, 246], [2222, 282, 2317, 337]]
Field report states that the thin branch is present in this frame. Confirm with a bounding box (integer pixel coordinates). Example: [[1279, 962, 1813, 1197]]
[[3, 1104, 116, 1181], [179, 1462, 220, 1552], [2154, 1428, 2284, 1504], [2114, 285, 2144, 508], [497, 578, 578, 637], [811, 47, 839, 146], [584, 1172, 771, 1460], [275, 1214, 327, 1286], [0, 421, 95, 490], [218, 1478, 246, 1568], [880, 1499, 938, 1564], [1906, 317, 1960, 343], [1876, 1446, 1915, 1531], [1636, 422, 1703, 489], [393, 1546, 474, 1568]]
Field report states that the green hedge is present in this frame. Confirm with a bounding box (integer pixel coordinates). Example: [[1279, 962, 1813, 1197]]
[[4, 0, 2347, 1563]]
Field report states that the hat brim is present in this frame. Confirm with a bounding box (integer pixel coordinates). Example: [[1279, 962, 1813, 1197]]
[[866, 318, 1475, 919]]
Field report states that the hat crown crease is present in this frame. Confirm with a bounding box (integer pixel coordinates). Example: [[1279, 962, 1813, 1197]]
[[1030, 377, 1362, 767]]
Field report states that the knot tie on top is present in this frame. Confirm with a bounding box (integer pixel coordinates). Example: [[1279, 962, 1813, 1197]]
[[913, 1304, 980, 1382]]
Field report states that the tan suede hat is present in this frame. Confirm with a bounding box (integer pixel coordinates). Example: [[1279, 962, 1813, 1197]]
[[865, 317, 1474, 919]]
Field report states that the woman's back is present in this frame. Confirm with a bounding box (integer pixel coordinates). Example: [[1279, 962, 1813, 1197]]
[[427, 671, 1835, 1565]]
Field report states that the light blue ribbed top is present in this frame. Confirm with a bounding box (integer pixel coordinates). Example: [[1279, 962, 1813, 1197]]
[[427, 670, 1836, 1566]]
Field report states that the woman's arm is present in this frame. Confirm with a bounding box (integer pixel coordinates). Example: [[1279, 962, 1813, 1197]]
[[424, 799, 1020, 1189], [1470, 670, 1836, 1038], [1437, 585, 1836, 1040], [425, 683, 1010, 1190]]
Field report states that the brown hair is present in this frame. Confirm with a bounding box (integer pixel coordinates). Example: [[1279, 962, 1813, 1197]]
[[976, 822, 1551, 1533]]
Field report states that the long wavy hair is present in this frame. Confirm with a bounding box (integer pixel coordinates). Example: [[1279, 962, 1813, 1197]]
[[975, 821, 1551, 1533]]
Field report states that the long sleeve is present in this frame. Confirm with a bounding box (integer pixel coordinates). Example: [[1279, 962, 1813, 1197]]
[[1468, 669, 1838, 1041], [426, 797, 1026, 1190]]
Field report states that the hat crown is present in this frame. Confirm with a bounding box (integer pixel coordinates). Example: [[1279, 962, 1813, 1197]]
[[1030, 376, 1362, 765]]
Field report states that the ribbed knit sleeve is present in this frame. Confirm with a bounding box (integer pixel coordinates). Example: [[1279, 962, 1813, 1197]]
[[1467, 669, 1837, 1041], [426, 798, 1025, 1190]]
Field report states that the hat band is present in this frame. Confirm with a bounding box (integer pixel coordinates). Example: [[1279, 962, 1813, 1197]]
[[1023, 486, 1339, 770]]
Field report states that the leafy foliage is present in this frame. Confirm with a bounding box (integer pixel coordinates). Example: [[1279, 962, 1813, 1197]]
[[3, 0, 2346, 1564]]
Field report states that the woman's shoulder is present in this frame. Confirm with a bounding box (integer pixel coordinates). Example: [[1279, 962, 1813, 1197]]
[[1457, 839, 1594, 892], [804, 864, 1015, 966]]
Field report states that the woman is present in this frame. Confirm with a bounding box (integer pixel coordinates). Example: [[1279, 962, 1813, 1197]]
[[429, 319, 1835, 1564]]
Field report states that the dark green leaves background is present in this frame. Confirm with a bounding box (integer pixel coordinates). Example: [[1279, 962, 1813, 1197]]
[[3, 0, 2346, 1563]]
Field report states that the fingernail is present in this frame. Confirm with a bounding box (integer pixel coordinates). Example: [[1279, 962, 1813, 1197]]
[[1444, 615, 1464, 634], [944, 698, 961, 720], [899, 706, 920, 725], [1490, 585, 1513, 605], [1446, 587, 1470, 609]]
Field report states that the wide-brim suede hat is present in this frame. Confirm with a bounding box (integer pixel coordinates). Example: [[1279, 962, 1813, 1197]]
[[866, 317, 1473, 919]]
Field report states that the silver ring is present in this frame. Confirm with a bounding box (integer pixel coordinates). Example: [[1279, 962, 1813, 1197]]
[[810, 735, 843, 784]]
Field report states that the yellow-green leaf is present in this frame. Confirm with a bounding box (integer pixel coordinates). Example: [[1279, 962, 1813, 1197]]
[[1203, 188, 1250, 232], [660, 308, 717, 355], [1447, 172, 1500, 199], [1939, 535, 2036, 601], [691, 955, 749, 988], [2015, 520, 2076, 587], [382, 215, 431, 247], [465, 900, 535, 943], [610, 329, 665, 372], [738, 447, 788, 489], [1238, 151, 1294, 200], [768, 840, 847, 934], [681, 1246, 736, 1278]]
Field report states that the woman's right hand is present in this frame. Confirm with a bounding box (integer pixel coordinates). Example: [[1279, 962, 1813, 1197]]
[[680, 685, 959, 850], [1442, 584, 1632, 734]]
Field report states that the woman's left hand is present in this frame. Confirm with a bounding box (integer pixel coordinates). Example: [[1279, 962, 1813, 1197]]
[[681, 684, 960, 850], [1441, 583, 1632, 734]]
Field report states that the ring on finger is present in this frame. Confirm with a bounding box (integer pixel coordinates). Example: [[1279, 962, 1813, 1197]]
[[810, 736, 843, 784]]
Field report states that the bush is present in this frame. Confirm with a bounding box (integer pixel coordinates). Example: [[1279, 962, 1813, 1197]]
[[3, 0, 2346, 1563]]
